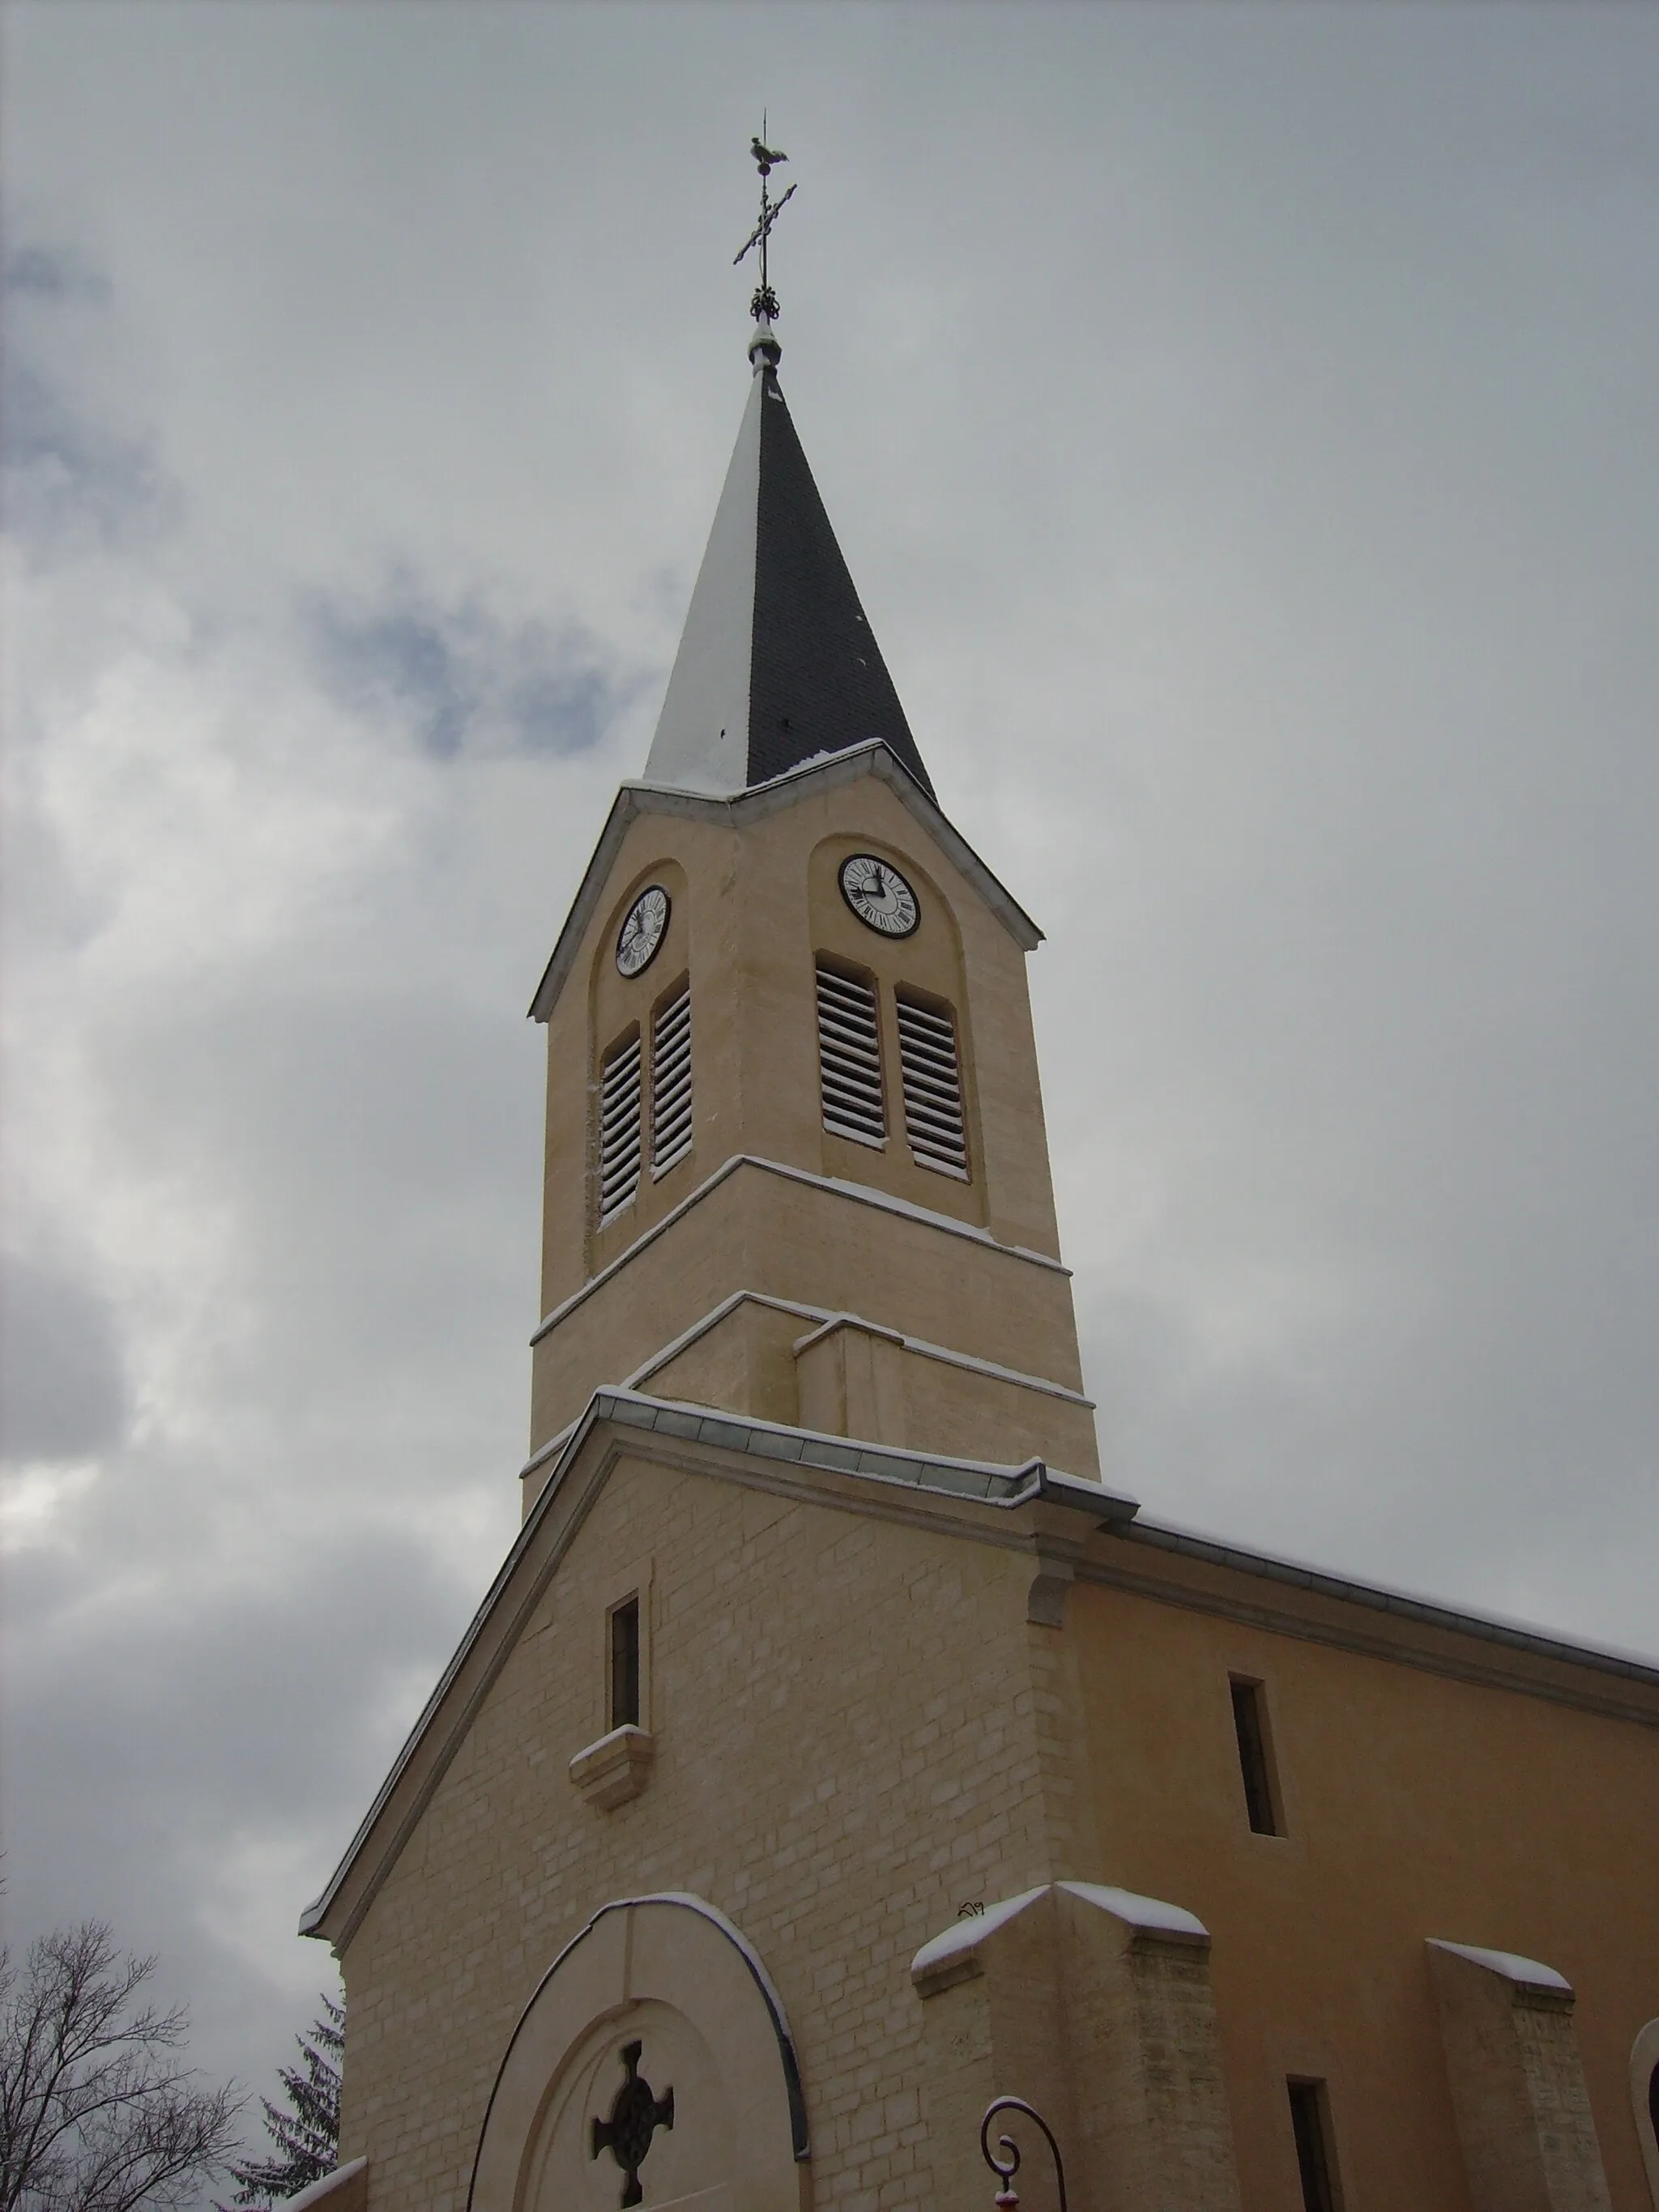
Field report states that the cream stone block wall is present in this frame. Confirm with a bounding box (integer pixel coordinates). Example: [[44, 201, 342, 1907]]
[[596, 1296, 1099, 1480], [637, 1298, 802, 1430], [1427, 1942, 1613, 2212], [911, 1884, 1241, 2212], [790, 1316, 1098, 1475], [537, 769, 1068, 1331], [528, 1162, 1089, 1462], [337, 1449, 1063, 2212], [793, 1319, 910, 1448]]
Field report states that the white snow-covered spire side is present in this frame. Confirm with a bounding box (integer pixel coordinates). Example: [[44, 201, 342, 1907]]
[[643, 366, 766, 796], [641, 351, 934, 800]]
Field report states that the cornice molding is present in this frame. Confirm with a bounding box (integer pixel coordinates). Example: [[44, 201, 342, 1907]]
[[529, 1151, 1070, 1349]]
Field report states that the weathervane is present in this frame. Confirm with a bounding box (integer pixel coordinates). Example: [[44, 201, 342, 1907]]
[[734, 121, 796, 329]]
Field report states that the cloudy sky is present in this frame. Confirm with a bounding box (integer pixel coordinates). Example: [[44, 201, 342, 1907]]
[[5, 0, 1657, 2165]]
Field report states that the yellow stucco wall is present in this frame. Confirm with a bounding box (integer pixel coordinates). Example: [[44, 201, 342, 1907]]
[[1063, 1575, 1659, 2208]]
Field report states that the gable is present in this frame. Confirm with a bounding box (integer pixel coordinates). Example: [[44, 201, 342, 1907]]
[[527, 744, 1040, 1030]]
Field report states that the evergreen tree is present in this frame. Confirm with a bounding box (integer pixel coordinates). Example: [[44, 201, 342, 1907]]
[[221, 1997, 342, 2206]]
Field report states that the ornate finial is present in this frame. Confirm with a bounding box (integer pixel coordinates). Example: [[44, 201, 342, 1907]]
[[734, 117, 796, 368]]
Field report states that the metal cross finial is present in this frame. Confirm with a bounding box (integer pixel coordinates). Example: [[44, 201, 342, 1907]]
[[734, 117, 797, 327]]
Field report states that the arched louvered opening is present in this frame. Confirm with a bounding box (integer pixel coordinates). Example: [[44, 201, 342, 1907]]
[[816, 961, 886, 1148], [650, 977, 693, 1178], [596, 1027, 642, 1225], [895, 988, 969, 1178]]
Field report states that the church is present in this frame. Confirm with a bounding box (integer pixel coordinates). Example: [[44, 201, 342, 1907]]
[[296, 211, 1659, 2212]]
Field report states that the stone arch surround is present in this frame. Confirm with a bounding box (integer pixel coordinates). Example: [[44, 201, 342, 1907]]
[[1634, 2016, 1659, 2209], [467, 1894, 808, 2212]]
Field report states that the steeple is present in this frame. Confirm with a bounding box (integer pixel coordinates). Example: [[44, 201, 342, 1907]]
[[644, 133, 932, 799], [642, 353, 934, 799]]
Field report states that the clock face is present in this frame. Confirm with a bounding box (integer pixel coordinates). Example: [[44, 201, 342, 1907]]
[[839, 853, 919, 937], [616, 884, 670, 978]]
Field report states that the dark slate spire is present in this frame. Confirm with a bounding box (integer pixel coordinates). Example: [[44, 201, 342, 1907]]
[[643, 340, 934, 799]]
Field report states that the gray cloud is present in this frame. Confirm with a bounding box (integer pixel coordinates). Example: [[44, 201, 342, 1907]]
[[305, 582, 631, 760], [2, 243, 177, 555], [5, 242, 111, 301], [0, 1252, 127, 1463], [4, 7, 1657, 2194]]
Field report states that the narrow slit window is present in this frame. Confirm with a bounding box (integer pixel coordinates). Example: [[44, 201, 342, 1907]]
[[650, 978, 693, 1177], [895, 990, 969, 1178], [609, 1596, 640, 1730], [1286, 2080, 1341, 2212], [1230, 1676, 1282, 1835], [597, 1029, 642, 1225], [817, 963, 886, 1147]]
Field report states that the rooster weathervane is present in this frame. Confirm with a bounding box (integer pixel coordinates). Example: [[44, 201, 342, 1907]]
[[734, 121, 797, 324]]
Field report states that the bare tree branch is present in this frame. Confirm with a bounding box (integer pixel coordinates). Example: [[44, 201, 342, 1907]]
[[1, 1923, 241, 2212]]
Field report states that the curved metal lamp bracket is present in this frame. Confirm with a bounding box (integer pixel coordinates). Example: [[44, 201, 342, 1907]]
[[979, 2097, 1068, 2212]]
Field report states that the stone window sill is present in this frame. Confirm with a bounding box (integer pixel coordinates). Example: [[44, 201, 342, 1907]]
[[569, 1724, 655, 1809]]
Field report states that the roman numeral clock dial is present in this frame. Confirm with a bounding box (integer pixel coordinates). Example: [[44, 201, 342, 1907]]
[[616, 884, 670, 977], [839, 854, 919, 937]]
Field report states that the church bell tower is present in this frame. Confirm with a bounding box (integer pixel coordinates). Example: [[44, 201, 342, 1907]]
[[522, 312, 1101, 1511], [303, 147, 1659, 2212]]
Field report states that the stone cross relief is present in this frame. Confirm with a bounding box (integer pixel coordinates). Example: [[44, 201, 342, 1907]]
[[591, 2040, 676, 2208]]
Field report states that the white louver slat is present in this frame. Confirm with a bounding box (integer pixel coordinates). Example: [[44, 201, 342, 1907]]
[[895, 991, 969, 1178], [597, 1031, 642, 1224], [650, 979, 693, 1176], [817, 965, 886, 1147]]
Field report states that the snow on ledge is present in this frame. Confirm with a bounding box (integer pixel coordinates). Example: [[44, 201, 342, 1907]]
[[283, 2160, 367, 2210], [1057, 1881, 1210, 1942], [911, 1886, 1049, 1985], [1427, 1939, 1572, 1994], [911, 1880, 1209, 1990]]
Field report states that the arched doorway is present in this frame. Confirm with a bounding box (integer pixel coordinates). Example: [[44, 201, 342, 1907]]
[[468, 1894, 808, 2212]]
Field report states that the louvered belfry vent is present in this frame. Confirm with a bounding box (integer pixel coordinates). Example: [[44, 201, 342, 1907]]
[[597, 1029, 643, 1225], [896, 991, 969, 1178], [816, 963, 886, 1147], [650, 979, 693, 1177]]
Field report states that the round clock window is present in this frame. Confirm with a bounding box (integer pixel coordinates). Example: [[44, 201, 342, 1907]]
[[616, 885, 671, 977], [839, 854, 919, 938]]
